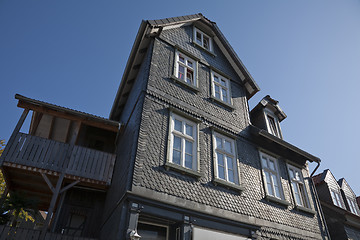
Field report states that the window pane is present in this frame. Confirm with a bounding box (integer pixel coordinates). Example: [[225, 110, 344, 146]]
[[203, 36, 209, 49], [185, 154, 193, 169], [295, 171, 301, 181], [227, 157, 234, 170], [186, 69, 193, 84], [174, 119, 182, 132], [265, 172, 273, 196], [218, 166, 225, 180], [178, 65, 185, 80], [215, 85, 220, 99], [185, 124, 193, 137], [289, 169, 295, 179], [187, 60, 193, 68], [173, 149, 181, 165], [224, 140, 232, 153], [220, 79, 226, 87], [228, 169, 234, 183], [185, 140, 193, 154], [173, 136, 181, 150], [261, 157, 268, 168], [213, 75, 220, 83], [216, 137, 222, 149], [292, 182, 302, 206], [217, 153, 224, 166], [196, 32, 202, 44], [269, 160, 275, 171], [272, 174, 281, 198], [221, 88, 228, 102], [179, 55, 185, 63]]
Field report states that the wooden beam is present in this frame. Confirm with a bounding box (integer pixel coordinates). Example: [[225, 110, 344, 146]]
[[59, 180, 80, 194], [17, 101, 118, 132], [41, 173, 55, 193], [30, 112, 43, 135], [47, 116, 55, 139]]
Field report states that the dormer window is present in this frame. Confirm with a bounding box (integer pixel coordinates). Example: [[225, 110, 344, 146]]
[[193, 27, 213, 52], [330, 189, 345, 208], [346, 197, 360, 215], [265, 111, 282, 138]]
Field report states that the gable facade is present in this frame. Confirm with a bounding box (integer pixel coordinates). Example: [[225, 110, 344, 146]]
[[100, 15, 328, 240]]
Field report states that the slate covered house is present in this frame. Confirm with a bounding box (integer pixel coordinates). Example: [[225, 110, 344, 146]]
[[0, 14, 330, 240], [102, 14, 329, 239], [313, 169, 360, 239]]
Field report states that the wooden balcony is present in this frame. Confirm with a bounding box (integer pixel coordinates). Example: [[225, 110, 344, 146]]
[[1, 132, 115, 185], [0, 225, 97, 240]]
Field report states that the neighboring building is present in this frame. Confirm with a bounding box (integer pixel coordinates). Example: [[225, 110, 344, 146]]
[[0, 94, 119, 239], [313, 169, 360, 239], [0, 14, 329, 240]]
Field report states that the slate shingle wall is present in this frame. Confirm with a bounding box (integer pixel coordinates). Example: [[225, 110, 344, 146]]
[[133, 96, 322, 234], [129, 25, 324, 237], [147, 27, 250, 135], [100, 41, 153, 239]]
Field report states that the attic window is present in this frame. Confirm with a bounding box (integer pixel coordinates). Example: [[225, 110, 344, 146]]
[[193, 27, 213, 52], [330, 189, 345, 208], [265, 112, 282, 138], [346, 197, 360, 215]]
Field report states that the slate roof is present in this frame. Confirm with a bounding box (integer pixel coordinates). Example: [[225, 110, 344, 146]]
[[312, 171, 326, 185], [110, 13, 260, 120], [250, 95, 287, 122]]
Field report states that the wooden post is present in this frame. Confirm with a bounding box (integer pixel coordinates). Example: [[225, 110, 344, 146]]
[[0, 109, 29, 162], [40, 172, 64, 240], [40, 144, 75, 240]]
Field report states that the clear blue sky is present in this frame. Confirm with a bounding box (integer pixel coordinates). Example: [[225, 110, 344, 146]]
[[1, 0, 359, 194]]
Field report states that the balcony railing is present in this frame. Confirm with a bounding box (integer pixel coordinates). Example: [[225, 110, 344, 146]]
[[0, 132, 115, 184], [0, 225, 97, 240]]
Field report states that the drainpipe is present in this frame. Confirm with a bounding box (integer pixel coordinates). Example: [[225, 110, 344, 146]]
[[309, 161, 331, 240]]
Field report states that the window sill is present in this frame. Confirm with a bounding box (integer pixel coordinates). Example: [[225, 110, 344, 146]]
[[212, 178, 244, 193], [295, 205, 316, 215], [164, 161, 202, 178], [170, 75, 200, 92], [265, 195, 290, 207], [210, 96, 234, 110], [192, 42, 216, 57]]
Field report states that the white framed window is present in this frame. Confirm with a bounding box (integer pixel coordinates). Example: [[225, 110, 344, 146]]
[[168, 113, 198, 170], [259, 152, 284, 200], [174, 50, 197, 86], [346, 197, 359, 215], [287, 165, 310, 208], [193, 27, 213, 52], [213, 132, 239, 184], [211, 71, 231, 104], [264, 111, 282, 138], [330, 189, 345, 208]]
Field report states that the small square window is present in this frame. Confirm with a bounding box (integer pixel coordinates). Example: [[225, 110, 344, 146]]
[[193, 27, 213, 52], [211, 71, 231, 105], [168, 113, 198, 171], [260, 152, 284, 200], [212, 132, 239, 185], [174, 51, 198, 88]]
